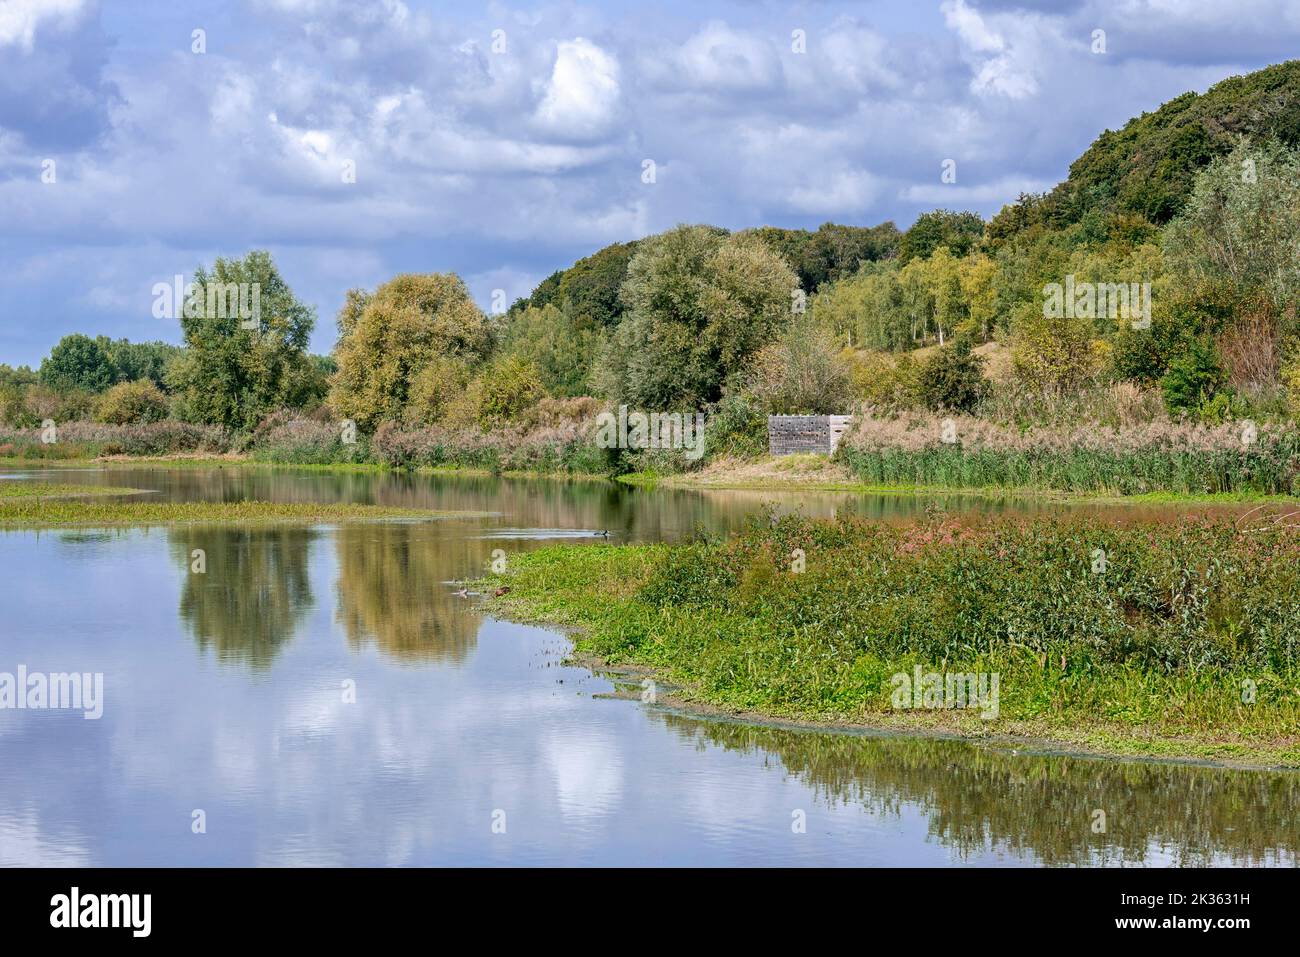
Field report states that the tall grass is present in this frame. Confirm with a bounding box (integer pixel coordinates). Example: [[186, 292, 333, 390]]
[[838, 412, 1300, 494]]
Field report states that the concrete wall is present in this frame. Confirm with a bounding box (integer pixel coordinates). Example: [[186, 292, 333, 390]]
[[768, 415, 854, 456]]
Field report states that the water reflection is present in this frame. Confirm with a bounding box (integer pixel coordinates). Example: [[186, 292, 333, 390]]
[[656, 715, 1300, 866], [334, 523, 483, 664], [1, 466, 1295, 867], [171, 526, 317, 670]]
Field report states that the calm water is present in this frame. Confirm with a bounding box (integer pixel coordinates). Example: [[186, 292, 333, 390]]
[[0, 467, 1295, 866]]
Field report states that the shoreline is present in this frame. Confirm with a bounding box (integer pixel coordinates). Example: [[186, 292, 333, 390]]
[[0, 496, 491, 529], [482, 524, 1300, 771], [4, 452, 1299, 506], [495, 609, 1300, 772]]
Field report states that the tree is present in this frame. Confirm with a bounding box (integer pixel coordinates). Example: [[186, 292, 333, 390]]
[[957, 254, 999, 341], [512, 240, 640, 328], [330, 272, 493, 429], [40, 334, 117, 392], [97, 338, 182, 388], [498, 303, 600, 397], [809, 263, 911, 351], [167, 250, 316, 430], [1161, 340, 1228, 415], [472, 356, 545, 426], [748, 221, 900, 291], [1163, 141, 1300, 329], [1027, 60, 1300, 233], [898, 209, 985, 263], [556, 241, 640, 327], [917, 338, 987, 413], [599, 225, 798, 408], [1010, 307, 1108, 397]]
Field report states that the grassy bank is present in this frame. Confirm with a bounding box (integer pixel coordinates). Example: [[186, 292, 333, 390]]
[[0, 482, 147, 499], [486, 513, 1300, 767], [9, 410, 1300, 501], [839, 414, 1300, 496], [0, 496, 485, 528], [0, 416, 610, 475]]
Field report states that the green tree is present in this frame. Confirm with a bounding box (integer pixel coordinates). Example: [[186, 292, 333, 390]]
[[809, 263, 911, 351], [512, 241, 640, 327], [600, 225, 798, 408], [473, 355, 545, 426], [1163, 141, 1300, 329], [746, 321, 853, 414], [40, 334, 117, 392], [330, 272, 493, 429], [898, 210, 985, 263], [97, 338, 182, 388], [498, 303, 600, 397], [748, 221, 901, 292], [916, 338, 987, 413], [1161, 340, 1228, 414], [167, 250, 316, 430]]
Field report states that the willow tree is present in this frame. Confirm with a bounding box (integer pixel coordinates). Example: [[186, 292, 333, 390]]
[[329, 273, 493, 429], [597, 225, 798, 409]]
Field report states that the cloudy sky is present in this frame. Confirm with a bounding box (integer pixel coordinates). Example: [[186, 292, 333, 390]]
[[1, 0, 1297, 365]]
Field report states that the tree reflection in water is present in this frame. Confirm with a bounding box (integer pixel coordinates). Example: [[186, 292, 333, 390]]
[[657, 713, 1300, 866]]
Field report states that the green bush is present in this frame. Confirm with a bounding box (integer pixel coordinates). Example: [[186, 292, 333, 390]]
[[917, 338, 987, 413], [471, 356, 546, 428], [747, 323, 852, 415], [704, 391, 768, 459], [1161, 340, 1227, 414], [95, 379, 169, 424]]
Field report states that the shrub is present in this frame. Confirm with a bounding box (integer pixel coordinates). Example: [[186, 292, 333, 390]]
[[473, 356, 545, 427], [704, 390, 768, 460], [1010, 310, 1107, 396], [916, 338, 987, 413], [0, 421, 230, 458], [848, 351, 921, 410], [746, 323, 852, 414], [369, 420, 603, 474], [1161, 340, 1228, 414], [95, 379, 168, 424], [247, 411, 369, 464]]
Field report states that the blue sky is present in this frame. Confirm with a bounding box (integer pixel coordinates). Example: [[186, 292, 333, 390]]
[[1, 0, 1297, 366]]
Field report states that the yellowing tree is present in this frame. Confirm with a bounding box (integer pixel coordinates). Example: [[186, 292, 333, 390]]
[[330, 274, 493, 429], [958, 254, 998, 341]]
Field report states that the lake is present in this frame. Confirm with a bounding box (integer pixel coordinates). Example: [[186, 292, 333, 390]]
[[1, 466, 1295, 866]]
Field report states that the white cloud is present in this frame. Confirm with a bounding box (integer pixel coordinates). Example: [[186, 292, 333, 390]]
[[787, 169, 880, 216], [943, 0, 1006, 53], [673, 22, 781, 92], [534, 38, 621, 140], [901, 175, 1056, 205], [0, 0, 84, 50], [941, 0, 1041, 99]]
